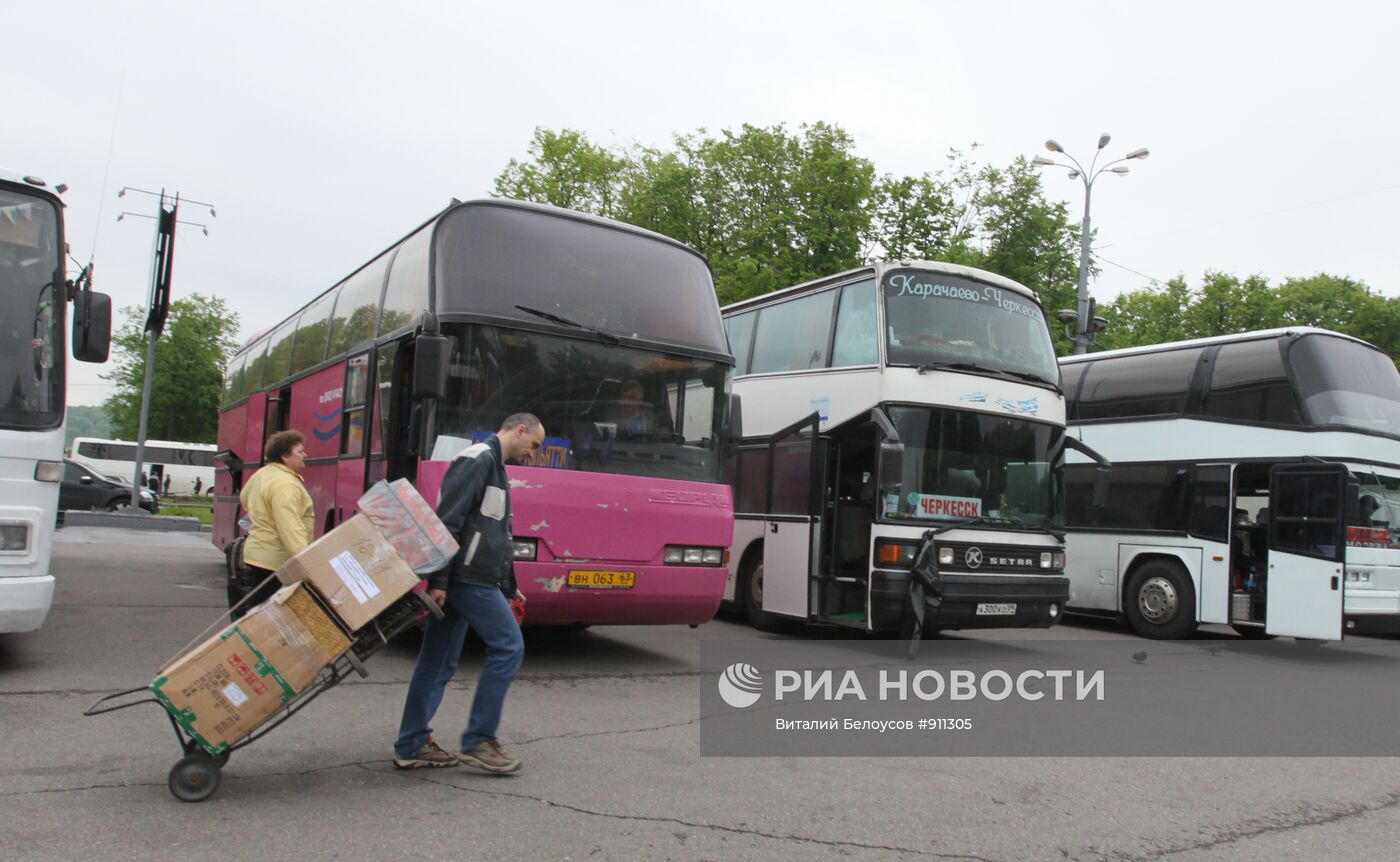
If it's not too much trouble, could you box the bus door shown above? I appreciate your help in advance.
[334,353,372,527]
[1265,463,1346,640]
[762,413,821,619]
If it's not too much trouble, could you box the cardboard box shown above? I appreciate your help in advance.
[275,513,419,631]
[357,479,458,574]
[151,584,351,754]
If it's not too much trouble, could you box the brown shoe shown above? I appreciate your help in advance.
[394,737,459,769]
[459,739,521,774]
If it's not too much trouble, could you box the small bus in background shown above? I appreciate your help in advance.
[69,437,216,496]
[1060,328,1400,640]
[215,199,734,627]
[0,167,110,633]
[721,261,1105,635]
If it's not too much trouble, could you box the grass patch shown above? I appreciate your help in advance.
[160,502,213,526]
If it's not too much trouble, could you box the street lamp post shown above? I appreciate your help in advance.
[1031,134,1148,354]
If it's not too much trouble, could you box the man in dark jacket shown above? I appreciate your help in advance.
[393,413,544,774]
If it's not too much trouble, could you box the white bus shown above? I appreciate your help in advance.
[70,437,217,496]
[1,168,109,633]
[722,261,1106,635]
[1060,328,1400,640]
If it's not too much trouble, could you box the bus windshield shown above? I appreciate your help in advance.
[0,189,62,430]
[881,405,1063,529]
[1290,334,1400,436]
[429,324,729,483]
[883,270,1058,383]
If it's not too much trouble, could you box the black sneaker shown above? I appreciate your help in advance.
[459,739,521,774]
[394,738,459,769]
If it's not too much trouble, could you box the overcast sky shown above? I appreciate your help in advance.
[13,1,1399,406]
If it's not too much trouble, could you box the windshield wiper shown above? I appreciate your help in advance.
[916,361,982,375]
[996,368,1062,391]
[915,361,1060,392]
[515,305,620,344]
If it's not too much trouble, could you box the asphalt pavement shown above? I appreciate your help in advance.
[2,527,1398,861]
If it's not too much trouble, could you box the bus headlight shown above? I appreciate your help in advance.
[1041,551,1066,569]
[0,524,29,552]
[937,546,955,566]
[512,539,538,561]
[1054,551,1066,569]
[663,545,726,566]
[1346,571,1371,583]
[34,461,63,483]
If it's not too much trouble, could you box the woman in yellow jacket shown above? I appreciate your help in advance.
[230,429,314,615]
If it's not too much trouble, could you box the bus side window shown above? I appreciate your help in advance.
[341,354,370,457]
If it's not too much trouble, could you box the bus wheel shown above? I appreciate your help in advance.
[1125,561,1197,640]
[740,556,787,632]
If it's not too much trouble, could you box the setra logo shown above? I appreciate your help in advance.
[965,547,984,569]
[717,663,764,709]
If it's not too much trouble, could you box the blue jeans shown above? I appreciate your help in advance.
[394,582,524,757]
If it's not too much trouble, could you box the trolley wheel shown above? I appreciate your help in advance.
[168,753,222,803]
[346,651,370,679]
[418,590,447,620]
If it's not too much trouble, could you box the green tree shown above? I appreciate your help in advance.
[494,125,1079,326]
[102,294,240,443]
[1096,276,1194,350]
[493,128,633,218]
[63,404,111,450]
[1183,271,1280,337]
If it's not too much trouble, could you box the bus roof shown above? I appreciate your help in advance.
[0,168,64,205]
[1059,327,1381,365]
[721,260,1041,314]
[230,198,721,362]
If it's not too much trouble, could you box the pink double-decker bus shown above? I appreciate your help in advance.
[214,200,735,626]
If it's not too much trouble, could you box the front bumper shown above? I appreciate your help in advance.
[513,561,727,626]
[0,575,56,633]
[870,570,1070,632]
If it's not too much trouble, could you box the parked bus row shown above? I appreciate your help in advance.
[1,167,111,633]
[212,196,1400,644]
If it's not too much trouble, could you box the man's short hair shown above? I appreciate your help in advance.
[499,413,542,433]
[265,430,305,464]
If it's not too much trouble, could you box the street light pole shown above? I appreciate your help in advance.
[1032,135,1149,354]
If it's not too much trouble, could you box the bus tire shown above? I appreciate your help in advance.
[1124,560,1197,640]
[739,553,788,633]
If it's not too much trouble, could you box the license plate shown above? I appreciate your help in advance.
[567,570,635,589]
[975,603,1017,616]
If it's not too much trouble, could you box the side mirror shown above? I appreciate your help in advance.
[72,291,112,363]
[80,475,93,485]
[728,392,743,446]
[412,333,450,400]
[878,440,904,488]
[1061,435,1112,508]
[1092,465,1110,509]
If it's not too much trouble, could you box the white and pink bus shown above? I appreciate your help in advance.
[214,200,734,626]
